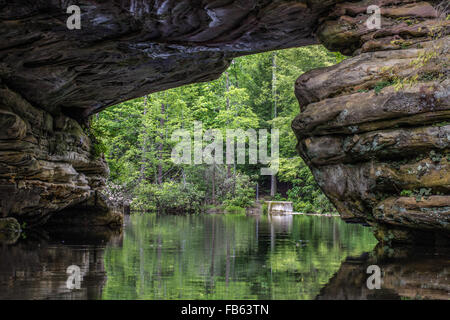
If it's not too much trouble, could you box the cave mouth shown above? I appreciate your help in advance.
[83,44,342,219]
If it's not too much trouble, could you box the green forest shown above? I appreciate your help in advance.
[93,45,346,214]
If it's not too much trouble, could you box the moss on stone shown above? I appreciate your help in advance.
[0,217,21,244]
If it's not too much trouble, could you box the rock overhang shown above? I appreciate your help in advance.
[0,0,332,119]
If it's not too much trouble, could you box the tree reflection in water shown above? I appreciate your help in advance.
[0,214,448,300]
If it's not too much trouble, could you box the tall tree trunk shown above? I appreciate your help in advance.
[181,108,186,188]
[256,182,259,201]
[225,71,232,180]
[270,52,278,197]
[139,95,148,182]
[212,162,216,205]
[158,102,165,185]
[270,175,277,198]
[272,53,277,119]
[225,71,230,111]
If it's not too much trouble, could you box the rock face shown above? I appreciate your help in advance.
[0,0,325,119]
[292,1,449,244]
[0,81,122,228]
[0,0,449,245]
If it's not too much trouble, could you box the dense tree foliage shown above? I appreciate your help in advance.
[93,45,342,213]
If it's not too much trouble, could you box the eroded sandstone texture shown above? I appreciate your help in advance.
[293,0,449,244]
[0,81,123,227]
[0,1,449,244]
[0,0,325,118]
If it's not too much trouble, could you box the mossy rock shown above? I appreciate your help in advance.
[0,217,21,244]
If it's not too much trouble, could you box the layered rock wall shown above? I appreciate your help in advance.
[0,0,322,118]
[0,82,122,227]
[292,0,449,244]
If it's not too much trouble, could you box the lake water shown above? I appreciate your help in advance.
[0,214,448,300]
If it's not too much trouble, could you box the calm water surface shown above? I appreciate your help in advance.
[0,214,448,300]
